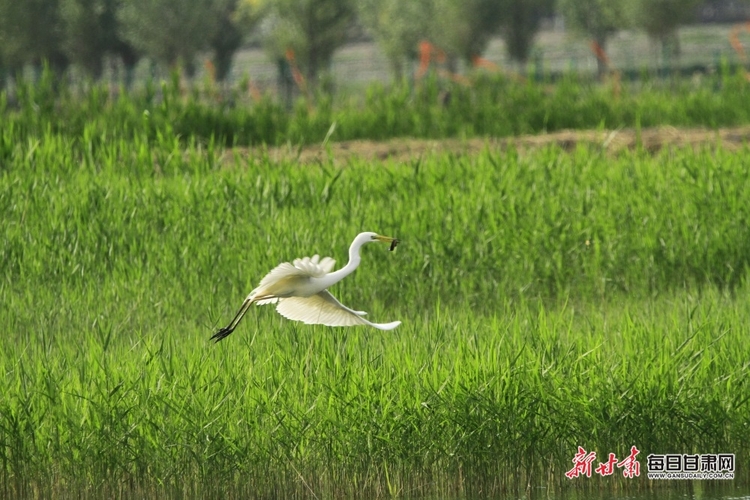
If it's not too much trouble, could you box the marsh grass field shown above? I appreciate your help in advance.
[2,76,750,498]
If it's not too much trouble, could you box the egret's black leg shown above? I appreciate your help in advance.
[210,325,235,343]
[211,298,253,343]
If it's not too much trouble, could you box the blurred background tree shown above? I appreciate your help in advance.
[0,0,68,76]
[211,0,266,82]
[627,0,703,67]
[263,0,355,85]
[0,0,29,74]
[499,0,556,69]
[559,0,628,77]
[357,0,432,80]
[60,0,107,77]
[60,0,139,79]
[118,0,229,77]
[1,0,749,91]
[430,0,505,68]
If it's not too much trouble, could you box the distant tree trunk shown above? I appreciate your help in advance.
[118,45,139,90]
[210,0,243,82]
[501,0,553,70]
[277,57,294,106]
[595,34,608,80]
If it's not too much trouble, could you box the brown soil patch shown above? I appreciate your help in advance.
[228,126,750,166]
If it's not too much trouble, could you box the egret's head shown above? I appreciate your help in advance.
[353,232,400,251]
[370,233,400,251]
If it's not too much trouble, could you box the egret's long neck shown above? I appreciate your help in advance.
[319,238,364,288]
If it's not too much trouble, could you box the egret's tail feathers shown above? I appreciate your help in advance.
[368,320,401,331]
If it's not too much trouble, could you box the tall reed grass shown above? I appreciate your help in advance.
[3,65,750,148]
[1,119,749,497]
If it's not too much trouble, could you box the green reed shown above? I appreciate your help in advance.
[1,125,749,497]
[4,66,750,148]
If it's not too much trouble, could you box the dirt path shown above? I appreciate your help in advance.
[230,126,750,165]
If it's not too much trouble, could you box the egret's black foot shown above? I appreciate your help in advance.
[210,326,234,343]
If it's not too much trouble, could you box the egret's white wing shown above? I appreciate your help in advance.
[292,255,336,277]
[250,262,310,303]
[255,262,305,287]
[318,257,336,274]
[276,290,401,330]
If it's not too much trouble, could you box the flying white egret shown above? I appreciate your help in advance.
[211,232,401,342]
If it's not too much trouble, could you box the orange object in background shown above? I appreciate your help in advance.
[285,48,307,94]
[728,22,750,81]
[729,22,750,62]
[416,40,470,85]
[247,80,261,101]
[416,40,449,78]
[471,55,500,72]
[590,40,610,69]
[589,40,621,98]
[204,59,216,83]
[416,40,435,79]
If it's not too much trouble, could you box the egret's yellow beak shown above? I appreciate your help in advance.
[374,234,400,251]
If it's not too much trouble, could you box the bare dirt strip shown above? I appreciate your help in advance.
[230,126,750,166]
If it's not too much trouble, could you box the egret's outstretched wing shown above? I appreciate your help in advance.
[251,261,317,304]
[255,262,306,289]
[292,255,336,277]
[276,290,401,330]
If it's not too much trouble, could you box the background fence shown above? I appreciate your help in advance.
[2,19,750,100]
[115,22,750,97]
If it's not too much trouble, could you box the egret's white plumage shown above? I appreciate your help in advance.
[211,232,401,342]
